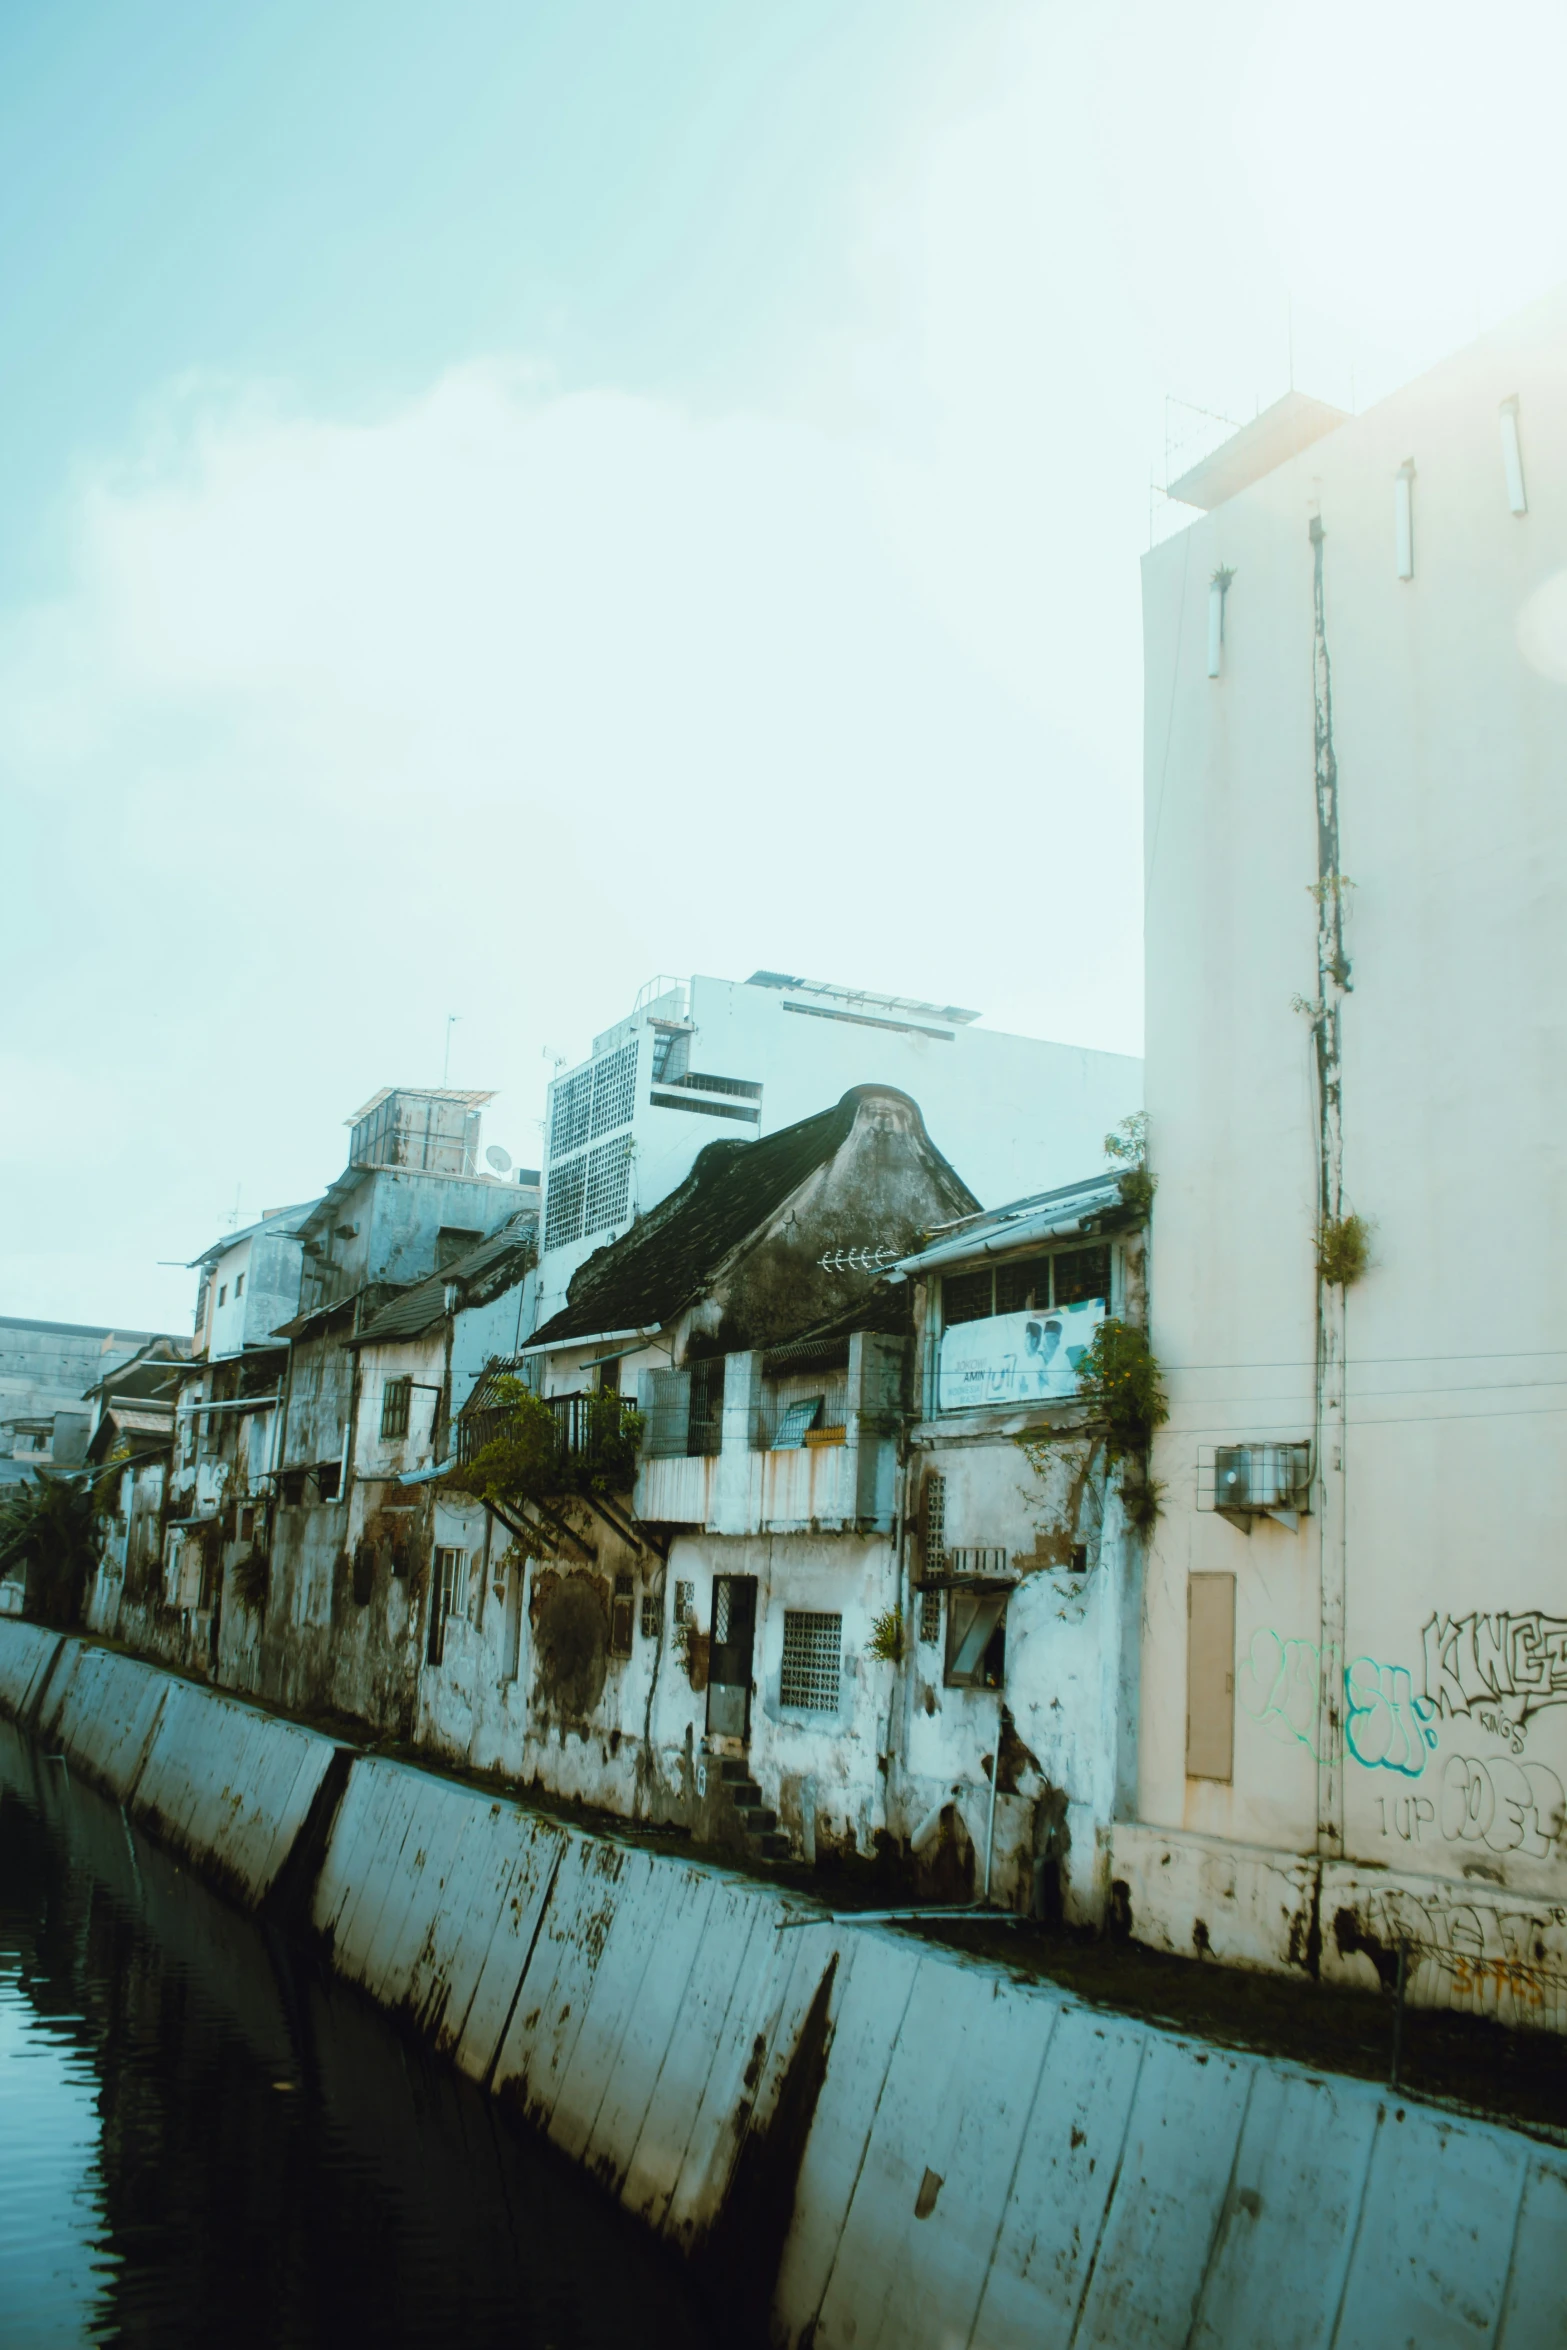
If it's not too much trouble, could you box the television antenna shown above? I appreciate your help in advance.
[443,1012,461,1086]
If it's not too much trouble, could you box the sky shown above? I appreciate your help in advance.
[7,0,1567,1329]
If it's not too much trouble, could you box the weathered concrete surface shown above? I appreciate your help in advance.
[4,1623,1562,2348]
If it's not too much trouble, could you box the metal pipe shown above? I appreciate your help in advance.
[777,1903,1014,1931]
[983,1699,1002,1901]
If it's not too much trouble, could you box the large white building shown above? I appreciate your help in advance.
[1121,292,1567,2025]
[536,969,1141,1324]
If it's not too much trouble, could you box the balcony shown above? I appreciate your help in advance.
[634,1334,904,1537]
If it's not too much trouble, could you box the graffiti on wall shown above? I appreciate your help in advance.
[1334,1886,1565,2024]
[1238,1629,1328,1758]
[1422,1611,1567,1727]
[1343,1655,1438,1777]
[1440,1754,1564,1859]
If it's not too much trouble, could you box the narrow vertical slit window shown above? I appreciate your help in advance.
[1500,398,1528,516]
[1395,460,1415,580]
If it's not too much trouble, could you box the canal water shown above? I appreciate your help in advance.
[0,1718,721,2349]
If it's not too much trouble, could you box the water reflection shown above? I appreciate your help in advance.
[0,1720,717,2348]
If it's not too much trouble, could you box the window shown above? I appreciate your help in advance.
[235,1272,245,1299]
[943,1245,1111,1327]
[918,1588,942,1644]
[945,1589,1008,1689]
[218,1284,228,1307]
[436,1226,482,1270]
[610,1570,635,1657]
[315,1462,342,1503]
[429,1547,469,1665]
[279,1469,307,1506]
[381,1377,412,1439]
[239,1506,256,1542]
[674,1580,694,1625]
[595,1355,621,1396]
[650,1028,686,1083]
[640,1586,663,1641]
[1186,1573,1236,1781]
[780,1610,842,1710]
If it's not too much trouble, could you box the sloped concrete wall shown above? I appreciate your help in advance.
[3,1624,1561,2348]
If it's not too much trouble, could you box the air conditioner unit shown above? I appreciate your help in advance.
[1212,1442,1311,1526]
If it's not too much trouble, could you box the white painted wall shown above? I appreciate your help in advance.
[1135,289,1567,2007]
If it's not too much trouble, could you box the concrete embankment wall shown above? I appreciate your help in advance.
[4,1623,1563,2350]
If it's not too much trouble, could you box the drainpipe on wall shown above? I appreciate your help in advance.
[1309,510,1350,1864]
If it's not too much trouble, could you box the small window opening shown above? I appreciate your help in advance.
[674,1579,695,1625]
[918,1587,942,1644]
[945,1589,1008,1690]
[234,1272,245,1299]
[780,1610,842,1710]
[218,1284,228,1307]
[381,1377,412,1439]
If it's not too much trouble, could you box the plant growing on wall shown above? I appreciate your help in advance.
[443,1375,645,1522]
[867,1606,903,1664]
[1103,1110,1156,1218]
[233,1547,270,1614]
[1017,1316,1169,1536]
[1317,1211,1371,1288]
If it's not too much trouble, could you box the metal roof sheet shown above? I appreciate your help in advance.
[894,1172,1124,1276]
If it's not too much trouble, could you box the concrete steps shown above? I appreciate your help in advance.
[718,1754,789,1863]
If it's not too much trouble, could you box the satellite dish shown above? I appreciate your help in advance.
[486,1144,513,1174]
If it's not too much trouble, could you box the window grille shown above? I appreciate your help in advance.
[380,1377,411,1439]
[688,1356,725,1456]
[649,1092,760,1124]
[544,1157,587,1250]
[660,1070,763,1100]
[919,1587,942,1644]
[780,1610,842,1710]
[945,1546,1010,1577]
[995,1256,1052,1315]
[922,1471,946,1576]
[584,1134,632,1235]
[674,1580,694,1624]
[643,1368,693,1458]
[591,1041,638,1138]
[549,1068,592,1162]
[436,1546,469,1618]
[943,1245,1111,1327]
[640,1588,662,1640]
[713,1577,732,1642]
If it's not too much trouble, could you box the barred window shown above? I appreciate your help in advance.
[543,1157,587,1251]
[584,1134,632,1235]
[780,1610,842,1711]
[674,1579,694,1624]
[549,1068,593,1162]
[943,1245,1111,1326]
[591,1041,638,1138]
[919,1587,942,1644]
[380,1377,411,1439]
[640,1588,662,1640]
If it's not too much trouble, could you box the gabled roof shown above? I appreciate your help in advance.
[527,1086,972,1352]
[351,1213,538,1348]
[82,1335,192,1402]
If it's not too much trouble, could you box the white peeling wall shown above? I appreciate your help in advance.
[1138,291,1567,1987]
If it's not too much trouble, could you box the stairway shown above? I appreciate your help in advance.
[718,1756,791,1863]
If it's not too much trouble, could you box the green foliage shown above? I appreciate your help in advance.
[867,1607,903,1664]
[444,1376,645,1517]
[1118,1467,1166,1533]
[1103,1110,1148,1165]
[1072,1318,1169,1463]
[1117,1167,1158,1219]
[1318,1211,1371,1288]
[0,1474,104,1628]
[233,1547,271,1614]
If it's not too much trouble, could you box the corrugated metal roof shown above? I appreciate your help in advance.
[895,1172,1125,1276]
[187,1201,321,1268]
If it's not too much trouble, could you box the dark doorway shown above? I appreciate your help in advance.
[705,1574,757,1741]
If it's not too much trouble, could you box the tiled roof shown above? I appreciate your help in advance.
[352,1212,537,1347]
[528,1087,967,1351]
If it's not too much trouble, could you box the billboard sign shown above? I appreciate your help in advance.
[937,1296,1106,1414]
